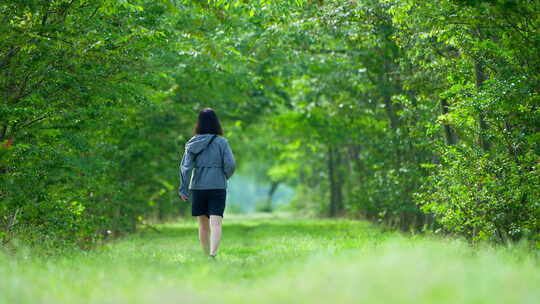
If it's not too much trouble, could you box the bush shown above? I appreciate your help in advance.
[418,147,540,244]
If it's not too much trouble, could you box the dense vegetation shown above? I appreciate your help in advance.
[1,0,539,249]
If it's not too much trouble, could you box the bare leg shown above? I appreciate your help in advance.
[209,215,223,256]
[197,215,210,255]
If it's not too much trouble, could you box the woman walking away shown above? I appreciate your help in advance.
[178,108,236,259]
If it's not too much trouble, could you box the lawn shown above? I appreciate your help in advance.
[1,213,538,304]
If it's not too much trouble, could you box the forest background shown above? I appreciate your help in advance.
[1,0,539,250]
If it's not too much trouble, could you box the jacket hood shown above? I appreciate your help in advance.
[185,134,217,154]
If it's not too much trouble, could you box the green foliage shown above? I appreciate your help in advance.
[256,0,540,243]
[1,0,539,248]
[419,148,540,243]
[389,0,540,243]
[0,0,191,248]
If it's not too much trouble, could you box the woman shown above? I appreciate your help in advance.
[178,108,236,259]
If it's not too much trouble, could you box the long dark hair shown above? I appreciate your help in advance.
[193,108,223,135]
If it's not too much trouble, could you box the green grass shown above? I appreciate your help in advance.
[1,213,539,304]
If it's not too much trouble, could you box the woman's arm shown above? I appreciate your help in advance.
[179,147,194,198]
[222,138,236,179]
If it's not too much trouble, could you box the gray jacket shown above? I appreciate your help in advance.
[178,134,236,197]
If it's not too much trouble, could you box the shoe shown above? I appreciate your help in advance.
[209,253,217,259]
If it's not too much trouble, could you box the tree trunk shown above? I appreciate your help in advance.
[335,147,344,215]
[0,124,7,142]
[328,145,344,217]
[265,181,280,212]
[440,98,457,145]
[347,144,364,177]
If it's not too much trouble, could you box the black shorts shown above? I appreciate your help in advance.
[191,189,227,218]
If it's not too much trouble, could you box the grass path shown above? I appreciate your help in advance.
[1,213,539,304]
